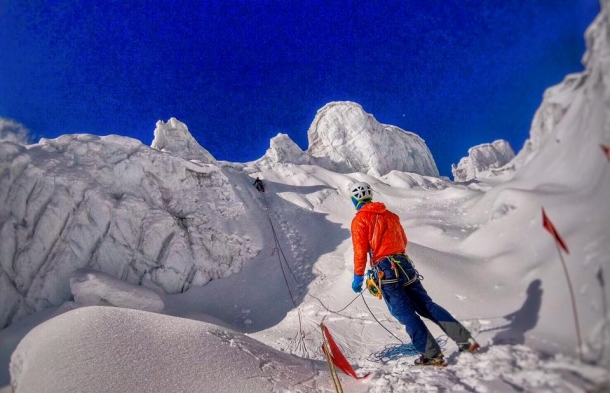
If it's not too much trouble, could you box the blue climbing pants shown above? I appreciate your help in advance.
[376,254,471,358]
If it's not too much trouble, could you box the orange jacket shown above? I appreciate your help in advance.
[351,202,407,276]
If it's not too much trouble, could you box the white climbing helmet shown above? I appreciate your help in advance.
[349,181,373,201]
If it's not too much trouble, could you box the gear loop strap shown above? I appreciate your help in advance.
[373,253,423,288]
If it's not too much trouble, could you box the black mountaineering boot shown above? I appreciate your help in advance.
[414,353,448,367]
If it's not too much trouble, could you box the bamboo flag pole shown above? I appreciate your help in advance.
[320,323,343,393]
[597,267,607,363]
[554,240,584,362]
[542,207,583,362]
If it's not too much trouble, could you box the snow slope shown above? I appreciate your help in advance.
[2,2,610,392]
[9,306,360,393]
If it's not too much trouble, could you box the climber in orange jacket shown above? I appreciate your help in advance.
[348,181,479,366]
[351,190,407,276]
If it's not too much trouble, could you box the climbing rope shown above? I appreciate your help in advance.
[367,337,449,363]
[360,292,404,344]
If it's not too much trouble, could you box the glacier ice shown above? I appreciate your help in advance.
[0,130,258,328]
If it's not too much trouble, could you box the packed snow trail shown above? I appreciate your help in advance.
[261,191,310,357]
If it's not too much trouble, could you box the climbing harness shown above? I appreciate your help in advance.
[367,254,424,300]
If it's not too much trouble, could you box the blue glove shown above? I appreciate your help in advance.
[351,274,364,293]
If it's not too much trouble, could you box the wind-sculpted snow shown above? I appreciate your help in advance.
[307,102,439,177]
[10,307,340,393]
[0,132,259,328]
[452,140,515,182]
[2,7,610,392]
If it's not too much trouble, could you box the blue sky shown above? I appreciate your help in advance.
[0,1,600,176]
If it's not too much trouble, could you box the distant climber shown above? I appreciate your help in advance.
[347,181,479,366]
[253,177,265,193]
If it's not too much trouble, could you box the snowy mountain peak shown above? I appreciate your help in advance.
[306,101,439,177]
[151,117,216,163]
[258,133,310,166]
[452,139,515,182]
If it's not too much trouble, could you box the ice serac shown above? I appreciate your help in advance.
[151,117,216,163]
[258,133,310,166]
[307,101,439,177]
[0,131,258,329]
[452,140,515,182]
[0,118,31,145]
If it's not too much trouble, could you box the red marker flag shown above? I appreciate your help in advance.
[542,208,569,254]
[602,144,610,161]
[321,324,369,380]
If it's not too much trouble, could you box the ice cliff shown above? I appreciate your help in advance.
[307,102,439,177]
[0,130,260,329]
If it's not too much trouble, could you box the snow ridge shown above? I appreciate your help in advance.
[10,306,335,393]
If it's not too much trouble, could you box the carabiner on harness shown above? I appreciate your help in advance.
[366,270,382,300]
